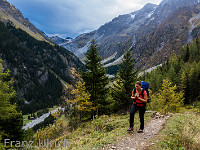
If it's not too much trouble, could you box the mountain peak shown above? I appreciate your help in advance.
[160,0,199,5]
[143,3,157,8]
[140,3,157,12]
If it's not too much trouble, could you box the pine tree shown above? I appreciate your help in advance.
[180,70,190,104]
[197,37,200,62]
[167,67,177,85]
[81,39,109,117]
[190,40,199,62]
[196,36,199,53]
[0,59,23,145]
[188,62,199,103]
[149,68,163,93]
[185,44,190,62]
[111,50,137,110]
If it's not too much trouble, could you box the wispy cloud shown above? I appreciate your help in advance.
[7,0,162,38]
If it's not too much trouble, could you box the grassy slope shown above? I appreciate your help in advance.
[0,9,49,43]
[31,107,200,150]
[147,108,200,150]
[53,112,153,149]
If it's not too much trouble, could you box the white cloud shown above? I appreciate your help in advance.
[7,0,162,38]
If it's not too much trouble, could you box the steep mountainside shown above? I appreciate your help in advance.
[58,0,200,70]
[0,0,85,114]
[0,0,48,42]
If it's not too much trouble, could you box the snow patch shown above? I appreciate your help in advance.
[157,42,165,51]
[148,11,154,18]
[160,0,170,5]
[130,14,136,19]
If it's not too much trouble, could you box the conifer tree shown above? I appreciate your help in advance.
[188,62,199,103]
[111,50,137,110]
[196,37,200,62]
[150,78,184,114]
[196,36,199,54]
[167,67,177,85]
[81,39,109,117]
[0,59,23,144]
[185,44,190,62]
[180,70,190,104]
[149,68,163,93]
[70,68,95,120]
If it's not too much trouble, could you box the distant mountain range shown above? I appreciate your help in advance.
[0,0,84,114]
[52,0,200,71]
[48,36,73,45]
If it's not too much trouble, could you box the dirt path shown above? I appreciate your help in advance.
[103,113,170,150]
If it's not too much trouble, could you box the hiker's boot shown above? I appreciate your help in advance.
[127,127,133,131]
[137,129,143,133]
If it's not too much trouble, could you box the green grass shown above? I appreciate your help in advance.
[58,111,154,150]
[23,114,32,125]
[57,114,68,127]
[148,110,200,150]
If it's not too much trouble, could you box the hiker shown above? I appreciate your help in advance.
[127,81,147,133]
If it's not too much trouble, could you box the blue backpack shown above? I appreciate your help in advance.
[141,81,149,97]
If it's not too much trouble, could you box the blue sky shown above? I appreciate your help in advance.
[7,0,162,38]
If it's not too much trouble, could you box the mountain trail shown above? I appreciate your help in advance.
[103,113,171,150]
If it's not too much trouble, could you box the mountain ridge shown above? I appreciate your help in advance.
[0,0,49,42]
[55,0,200,71]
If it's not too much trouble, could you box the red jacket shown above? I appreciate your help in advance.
[132,89,147,106]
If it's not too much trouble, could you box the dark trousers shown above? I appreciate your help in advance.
[129,103,146,129]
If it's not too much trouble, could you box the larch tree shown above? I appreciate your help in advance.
[150,78,184,114]
[70,68,95,121]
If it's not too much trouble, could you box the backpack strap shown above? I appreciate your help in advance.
[140,89,144,99]
[139,89,146,106]
[134,88,144,99]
